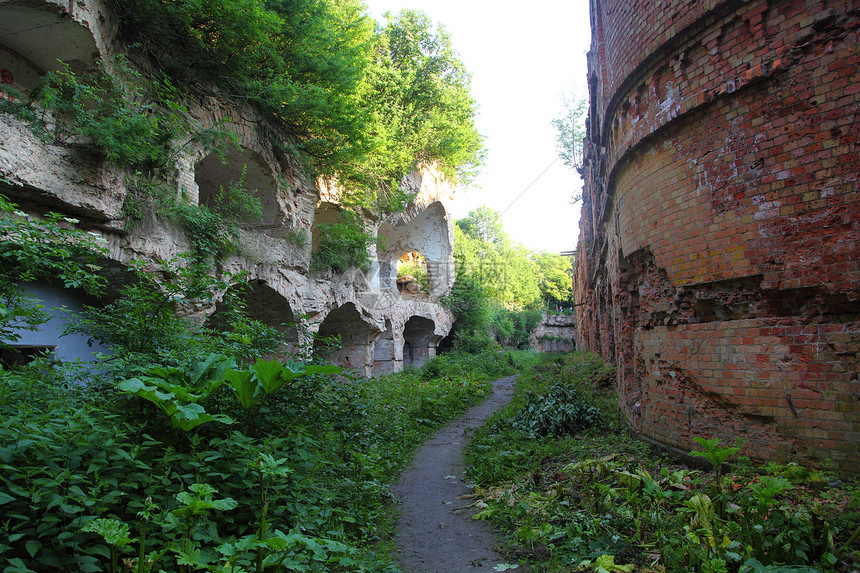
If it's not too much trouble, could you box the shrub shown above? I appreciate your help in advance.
[511,382,603,438]
[1,59,185,168]
[311,213,372,273]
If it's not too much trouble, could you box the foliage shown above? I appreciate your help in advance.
[440,274,493,352]
[511,381,602,438]
[451,207,574,350]
[112,0,374,164]
[111,1,483,208]
[311,211,373,273]
[0,339,514,571]
[0,195,107,345]
[1,59,187,168]
[532,252,574,308]
[454,207,541,310]
[490,307,543,349]
[465,353,860,573]
[124,171,264,266]
[367,10,484,186]
[396,254,428,292]
[63,258,282,377]
[552,91,587,173]
[205,164,264,225]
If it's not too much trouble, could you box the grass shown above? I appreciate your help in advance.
[464,352,860,573]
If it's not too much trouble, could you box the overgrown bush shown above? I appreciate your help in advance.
[311,213,373,273]
[0,60,186,168]
[490,306,543,349]
[511,383,602,438]
[465,353,860,573]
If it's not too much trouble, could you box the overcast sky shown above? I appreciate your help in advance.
[363,0,592,253]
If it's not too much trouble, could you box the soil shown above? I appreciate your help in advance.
[391,375,524,573]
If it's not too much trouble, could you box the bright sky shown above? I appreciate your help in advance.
[363,0,591,253]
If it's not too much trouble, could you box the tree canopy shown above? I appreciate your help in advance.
[112,1,484,210]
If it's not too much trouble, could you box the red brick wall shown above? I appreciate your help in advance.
[575,0,859,472]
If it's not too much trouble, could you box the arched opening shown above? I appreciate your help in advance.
[1,281,111,366]
[195,146,279,226]
[206,281,298,354]
[396,252,430,300]
[0,4,98,88]
[1,257,134,367]
[310,202,343,254]
[402,316,436,369]
[313,303,375,375]
[376,201,454,301]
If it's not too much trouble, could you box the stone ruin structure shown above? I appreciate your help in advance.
[574,0,859,472]
[0,0,457,377]
[530,312,577,353]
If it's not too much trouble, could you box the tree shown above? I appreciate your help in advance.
[364,10,485,188]
[552,90,588,204]
[113,2,484,213]
[533,252,574,307]
[454,207,541,310]
[456,206,506,246]
[552,91,587,172]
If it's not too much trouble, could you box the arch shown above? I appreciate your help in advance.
[1,257,135,366]
[313,302,376,376]
[2,281,111,366]
[195,146,279,226]
[206,280,298,351]
[0,3,98,86]
[402,315,437,369]
[310,201,343,253]
[376,201,454,300]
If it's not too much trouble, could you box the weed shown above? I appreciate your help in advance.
[465,352,860,573]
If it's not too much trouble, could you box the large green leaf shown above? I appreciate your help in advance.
[118,378,176,414]
[224,370,260,409]
[188,353,236,393]
[252,359,287,395]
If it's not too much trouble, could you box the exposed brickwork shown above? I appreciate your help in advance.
[575,0,859,473]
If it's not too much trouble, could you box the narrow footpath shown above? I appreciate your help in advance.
[392,375,523,573]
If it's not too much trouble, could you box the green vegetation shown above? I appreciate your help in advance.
[111,1,483,211]
[553,89,587,204]
[396,254,429,292]
[445,207,574,351]
[465,353,860,573]
[124,164,272,267]
[0,193,541,570]
[311,212,374,274]
[0,59,194,169]
[0,195,108,346]
[0,347,523,572]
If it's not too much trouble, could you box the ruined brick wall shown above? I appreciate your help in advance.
[574,0,859,472]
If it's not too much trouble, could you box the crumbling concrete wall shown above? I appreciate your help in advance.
[0,0,454,374]
[531,312,577,353]
[575,0,859,472]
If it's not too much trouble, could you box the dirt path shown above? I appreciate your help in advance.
[391,375,522,573]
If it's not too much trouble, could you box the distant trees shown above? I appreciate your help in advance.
[446,207,574,350]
